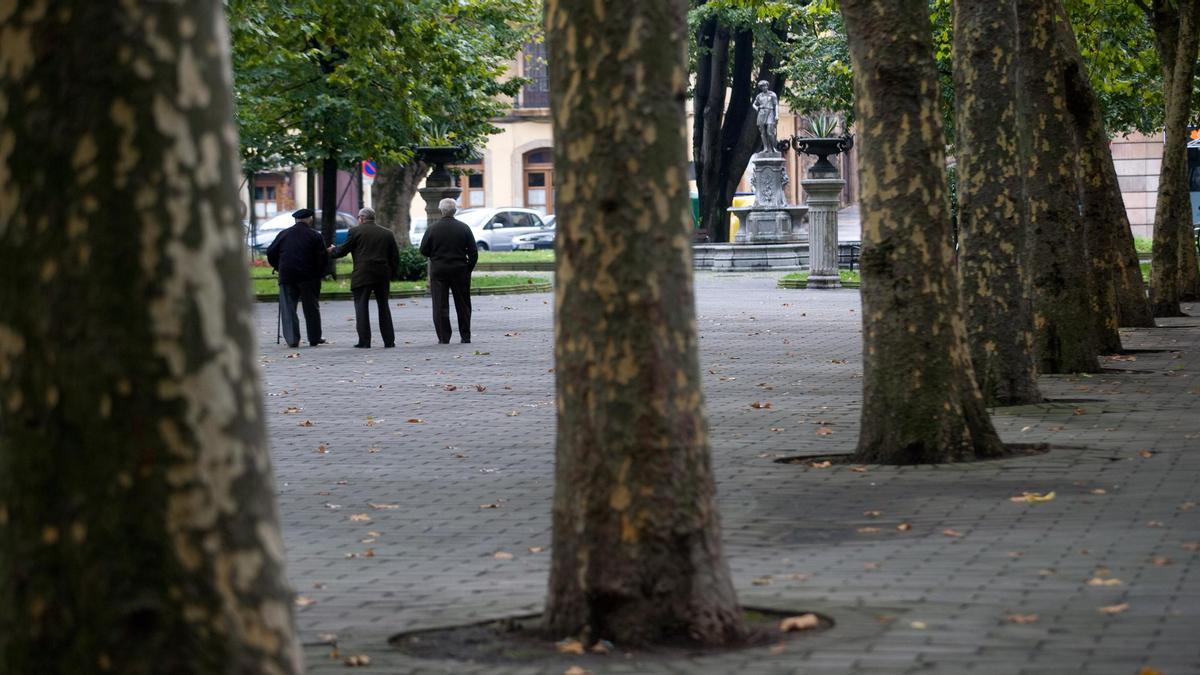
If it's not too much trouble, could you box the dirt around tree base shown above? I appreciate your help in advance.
[390,608,833,667]
[772,442,1051,468]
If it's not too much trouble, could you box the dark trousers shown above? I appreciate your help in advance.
[429,266,472,343]
[351,281,394,347]
[279,280,322,347]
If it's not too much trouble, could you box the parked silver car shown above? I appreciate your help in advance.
[455,207,547,251]
[512,215,556,250]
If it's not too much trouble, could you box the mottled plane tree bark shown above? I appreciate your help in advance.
[544,0,747,646]
[1139,0,1200,313]
[1018,0,1102,373]
[953,0,1043,405]
[1055,0,1154,333]
[841,0,1006,463]
[372,162,429,247]
[0,2,300,674]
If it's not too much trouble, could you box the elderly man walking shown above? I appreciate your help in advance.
[266,208,327,348]
[329,207,400,348]
[419,198,478,344]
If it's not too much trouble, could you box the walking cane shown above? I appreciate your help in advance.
[276,301,282,345]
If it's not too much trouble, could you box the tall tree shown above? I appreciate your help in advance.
[1139,0,1200,313]
[840,0,1006,463]
[690,1,793,243]
[1018,0,1103,373]
[228,0,537,243]
[545,0,746,645]
[1056,0,1156,331]
[0,2,299,673]
[953,0,1043,405]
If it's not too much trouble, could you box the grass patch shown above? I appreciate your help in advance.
[479,250,554,263]
[252,274,546,296]
[1133,237,1153,254]
[780,269,861,283]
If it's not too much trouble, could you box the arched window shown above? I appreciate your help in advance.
[523,148,554,215]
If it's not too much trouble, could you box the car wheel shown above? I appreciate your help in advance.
[477,241,489,251]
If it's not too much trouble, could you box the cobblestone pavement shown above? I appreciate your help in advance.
[254,274,1200,674]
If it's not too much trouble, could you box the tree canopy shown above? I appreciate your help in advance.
[228,0,539,169]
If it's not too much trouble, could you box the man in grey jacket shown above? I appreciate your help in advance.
[419,198,478,344]
[329,207,400,348]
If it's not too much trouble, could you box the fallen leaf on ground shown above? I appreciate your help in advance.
[864,510,883,517]
[480,503,500,509]
[295,596,316,607]
[367,502,400,510]
[942,529,963,538]
[770,427,785,432]
[1138,450,1154,458]
[830,359,847,364]
[475,384,487,392]
[556,639,585,655]
[815,427,834,436]
[368,446,380,454]
[299,420,314,427]
[1087,577,1123,586]
[564,666,590,675]
[1048,426,1066,432]
[809,460,832,468]
[752,576,773,586]
[750,401,772,409]
[1140,667,1164,675]
[1146,521,1164,528]
[406,418,424,424]
[897,523,912,531]
[1181,542,1200,551]
[286,353,300,359]
[768,643,786,655]
[1152,556,1173,566]
[786,573,810,581]
[1180,501,1196,511]
[443,384,458,391]
[1073,408,1086,416]
[910,621,927,630]
[349,513,371,523]
[849,466,868,473]
[1098,603,1129,615]
[1090,489,1108,495]
[284,406,302,414]
[528,546,545,553]
[779,614,820,632]
[857,527,881,534]
[1010,491,1056,503]
[316,444,329,454]
[1006,613,1038,624]
[507,410,520,417]
[493,551,514,560]
[343,655,371,667]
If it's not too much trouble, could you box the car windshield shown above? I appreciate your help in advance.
[456,209,495,228]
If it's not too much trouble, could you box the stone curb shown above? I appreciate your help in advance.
[253,281,551,303]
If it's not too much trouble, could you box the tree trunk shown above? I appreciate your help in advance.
[1017,0,1102,373]
[320,155,339,245]
[953,0,1043,405]
[841,0,1006,464]
[544,0,746,646]
[1147,0,1200,315]
[247,170,259,252]
[372,162,429,248]
[1054,0,1128,351]
[0,3,300,674]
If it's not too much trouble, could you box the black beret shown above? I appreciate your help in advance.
[292,208,314,219]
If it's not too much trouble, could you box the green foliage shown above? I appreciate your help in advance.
[395,245,428,282]
[1065,0,1163,134]
[780,5,854,120]
[228,0,539,169]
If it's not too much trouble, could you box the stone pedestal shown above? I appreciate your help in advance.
[734,151,806,243]
[419,165,462,226]
[801,177,844,289]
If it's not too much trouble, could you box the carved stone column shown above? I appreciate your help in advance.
[801,177,844,288]
[419,162,463,227]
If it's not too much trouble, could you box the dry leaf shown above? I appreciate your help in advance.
[349,513,371,523]
[809,460,832,468]
[752,576,773,586]
[344,655,371,667]
[1006,613,1039,624]
[910,621,928,630]
[942,529,963,538]
[1138,450,1154,458]
[750,401,773,409]
[443,384,458,391]
[316,444,329,454]
[284,406,303,414]
[1090,488,1108,495]
[590,640,612,654]
[564,667,590,675]
[769,427,785,432]
[1152,556,1173,566]
[556,639,585,655]
[507,410,520,417]
[480,503,500,509]
[528,546,546,553]
[493,551,514,560]
[849,466,868,473]
[475,384,487,392]
[815,427,834,436]
[1073,408,1086,416]
[768,643,786,655]
[368,446,380,454]
[1181,542,1200,551]
[864,510,883,517]
[1010,491,1056,503]
[857,527,881,534]
[299,420,314,427]
[1140,667,1164,675]
[863,562,880,570]
[285,353,301,359]
[367,502,400,510]
[295,596,316,607]
[1180,501,1197,511]
[1146,521,1164,528]
[1098,603,1129,615]
[406,418,424,424]
[779,613,820,632]
[1087,577,1123,587]
[897,522,912,531]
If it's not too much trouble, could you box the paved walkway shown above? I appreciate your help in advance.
[255,274,1200,674]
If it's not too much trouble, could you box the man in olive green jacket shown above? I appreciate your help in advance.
[329,207,400,348]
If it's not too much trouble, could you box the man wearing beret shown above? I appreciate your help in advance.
[328,207,400,348]
[267,208,328,347]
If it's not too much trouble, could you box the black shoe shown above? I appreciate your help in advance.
[384,344,395,348]
[438,340,450,344]
[353,343,370,349]
[461,339,471,344]
[286,343,299,348]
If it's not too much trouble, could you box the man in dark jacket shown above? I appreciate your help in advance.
[266,208,327,347]
[329,207,400,348]
[419,198,478,344]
